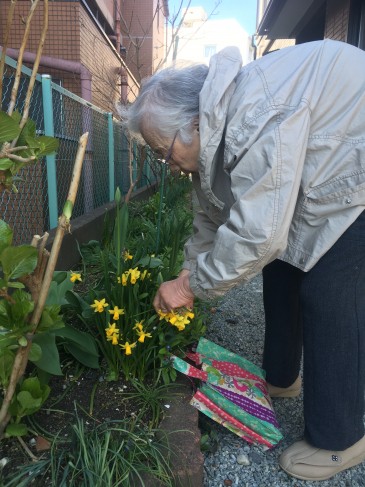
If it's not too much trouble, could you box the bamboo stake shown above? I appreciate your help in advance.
[7,0,40,117]
[0,0,17,107]
[0,133,89,439]
[29,132,88,328]
[18,0,49,132]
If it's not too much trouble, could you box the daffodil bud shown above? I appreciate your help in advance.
[115,187,121,205]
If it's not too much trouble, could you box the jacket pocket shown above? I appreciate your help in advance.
[305,169,365,203]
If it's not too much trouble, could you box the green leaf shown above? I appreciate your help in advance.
[55,325,99,368]
[38,305,64,332]
[46,272,74,306]
[37,135,59,156]
[64,289,89,313]
[62,200,73,220]
[0,110,21,142]
[0,219,13,255]
[138,256,163,268]
[55,325,99,356]
[113,202,129,259]
[21,376,50,402]
[17,118,36,146]
[24,135,40,149]
[17,390,42,410]
[64,343,99,368]
[5,423,28,438]
[11,289,34,325]
[7,281,25,289]
[53,271,68,285]
[18,336,27,347]
[31,333,62,375]
[0,348,15,386]
[1,245,38,280]
[0,158,13,170]
[29,342,42,362]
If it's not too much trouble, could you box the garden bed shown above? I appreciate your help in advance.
[0,176,206,486]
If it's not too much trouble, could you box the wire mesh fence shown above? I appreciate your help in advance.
[1,55,158,245]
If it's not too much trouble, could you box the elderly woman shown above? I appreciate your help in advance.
[122,39,365,481]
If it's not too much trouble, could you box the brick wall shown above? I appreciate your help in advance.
[324,0,351,41]
[0,1,125,112]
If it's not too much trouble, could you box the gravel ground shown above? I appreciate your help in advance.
[203,274,365,487]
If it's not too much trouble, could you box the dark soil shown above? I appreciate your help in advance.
[0,365,153,483]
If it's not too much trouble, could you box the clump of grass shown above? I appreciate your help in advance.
[122,374,184,429]
[3,411,175,487]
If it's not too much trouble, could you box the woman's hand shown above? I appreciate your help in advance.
[153,272,194,312]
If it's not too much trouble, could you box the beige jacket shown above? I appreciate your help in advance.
[184,40,365,300]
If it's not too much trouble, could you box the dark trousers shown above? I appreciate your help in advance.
[262,211,365,450]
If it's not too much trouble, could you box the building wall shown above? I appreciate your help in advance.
[324,0,351,41]
[0,1,130,112]
[152,0,167,72]
[170,7,254,67]
[255,37,295,58]
[79,6,122,111]
[95,0,114,29]
[120,0,166,81]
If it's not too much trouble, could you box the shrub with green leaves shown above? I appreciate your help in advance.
[0,220,99,437]
[0,110,59,192]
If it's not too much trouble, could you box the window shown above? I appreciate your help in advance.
[204,45,217,58]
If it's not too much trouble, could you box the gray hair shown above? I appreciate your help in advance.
[120,63,209,145]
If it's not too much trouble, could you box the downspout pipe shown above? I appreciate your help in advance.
[2,47,92,102]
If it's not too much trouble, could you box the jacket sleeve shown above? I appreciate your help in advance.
[189,103,311,300]
[182,209,219,271]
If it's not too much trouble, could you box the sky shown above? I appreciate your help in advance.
[168,0,258,35]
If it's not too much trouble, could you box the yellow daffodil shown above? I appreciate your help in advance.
[122,250,133,261]
[70,272,82,283]
[105,322,120,337]
[108,306,125,320]
[117,273,128,286]
[136,329,152,343]
[91,298,109,313]
[157,309,194,331]
[133,320,144,331]
[140,269,149,281]
[129,267,141,284]
[106,332,119,345]
[119,341,137,355]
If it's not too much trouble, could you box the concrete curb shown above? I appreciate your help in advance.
[158,376,204,487]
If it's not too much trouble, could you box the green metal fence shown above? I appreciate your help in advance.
[1,55,158,245]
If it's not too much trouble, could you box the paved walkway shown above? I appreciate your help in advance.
[203,275,365,487]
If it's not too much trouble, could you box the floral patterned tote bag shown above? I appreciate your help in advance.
[171,337,283,448]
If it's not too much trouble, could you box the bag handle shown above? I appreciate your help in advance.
[171,355,208,381]
[186,351,266,384]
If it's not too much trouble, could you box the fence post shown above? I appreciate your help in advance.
[108,112,115,201]
[41,74,58,229]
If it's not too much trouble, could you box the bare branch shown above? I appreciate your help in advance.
[5,153,36,163]
[125,143,146,203]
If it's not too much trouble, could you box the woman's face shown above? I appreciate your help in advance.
[143,127,200,174]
